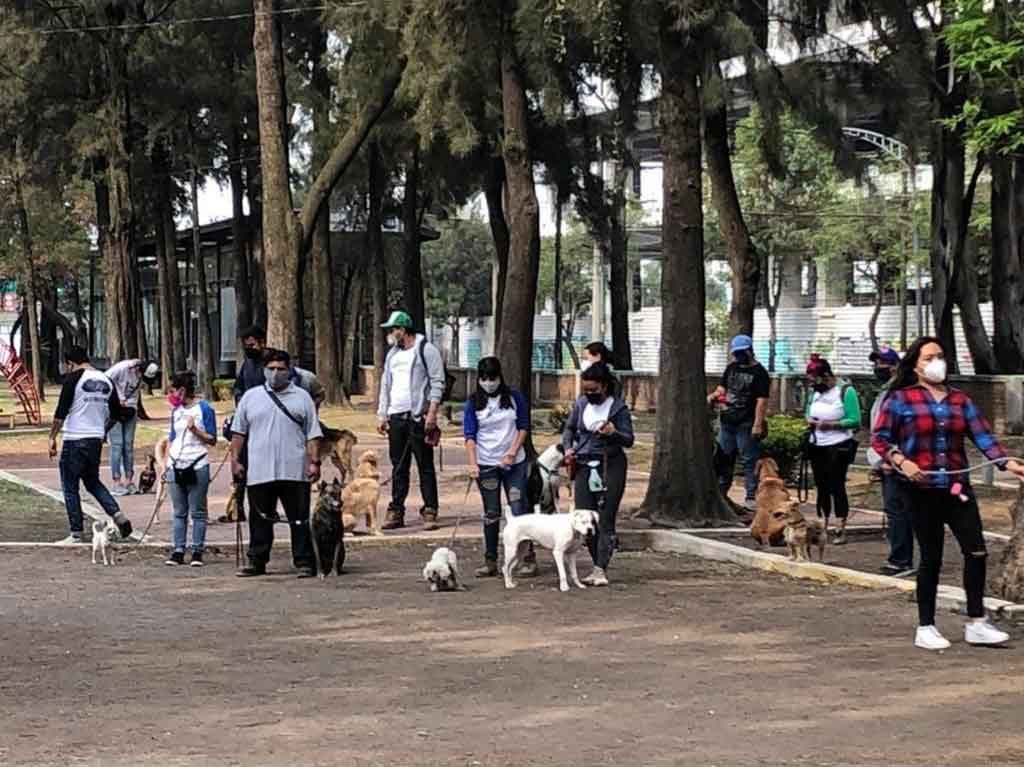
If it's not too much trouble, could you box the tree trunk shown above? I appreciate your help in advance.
[554,200,563,369]
[450,321,461,367]
[485,156,510,346]
[191,167,217,395]
[368,141,388,407]
[252,0,300,353]
[703,58,759,338]
[495,46,541,407]
[244,147,268,328]
[991,154,1024,372]
[869,275,883,353]
[14,174,44,401]
[229,125,253,342]
[641,24,734,527]
[608,208,633,369]
[995,483,1024,602]
[402,145,426,331]
[958,237,998,374]
[160,179,187,372]
[309,20,343,404]
[155,195,174,382]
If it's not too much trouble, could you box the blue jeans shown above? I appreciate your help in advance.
[168,464,210,554]
[58,438,123,534]
[716,420,760,502]
[882,473,914,569]
[108,415,138,481]
[478,461,529,560]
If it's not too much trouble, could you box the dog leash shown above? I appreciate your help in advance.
[444,476,476,547]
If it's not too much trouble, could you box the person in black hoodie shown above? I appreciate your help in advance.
[561,363,635,586]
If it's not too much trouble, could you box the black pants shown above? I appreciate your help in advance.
[388,414,439,513]
[574,452,627,570]
[899,484,987,626]
[246,481,314,569]
[808,440,856,520]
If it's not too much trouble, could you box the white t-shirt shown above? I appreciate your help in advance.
[582,398,614,432]
[809,386,854,447]
[55,368,116,441]
[472,397,526,467]
[169,402,211,470]
[387,345,416,415]
[106,359,144,409]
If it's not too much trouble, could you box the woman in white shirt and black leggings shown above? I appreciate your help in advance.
[164,371,217,567]
[561,363,635,586]
[464,357,531,577]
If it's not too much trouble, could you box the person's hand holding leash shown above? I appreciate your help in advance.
[469,463,480,480]
[48,437,58,460]
[501,450,517,467]
[894,456,925,483]
[307,460,321,482]
[376,419,389,436]
[1005,459,1024,481]
[598,421,616,436]
[752,421,767,440]
[231,459,246,482]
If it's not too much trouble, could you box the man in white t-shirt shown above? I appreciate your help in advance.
[48,346,134,543]
[376,310,446,530]
[105,357,159,495]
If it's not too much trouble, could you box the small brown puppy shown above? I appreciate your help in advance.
[782,501,827,562]
[341,450,382,535]
[750,457,792,546]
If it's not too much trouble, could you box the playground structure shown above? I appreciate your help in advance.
[0,339,41,427]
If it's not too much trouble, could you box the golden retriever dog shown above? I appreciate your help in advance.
[782,501,827,562]
[341,450,382,535]
[749,457,793,546]
[151,436,170,522]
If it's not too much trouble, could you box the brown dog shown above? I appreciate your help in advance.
[341,450,382,535]
[783,501,827,562]
[316,426,359,486]
[750,457,792,546]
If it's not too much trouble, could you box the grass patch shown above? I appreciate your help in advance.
[0,478,69,542]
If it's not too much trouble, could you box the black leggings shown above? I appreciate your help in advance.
[900,484,987,626]
[808,441,855,520]
[573,452,627,570]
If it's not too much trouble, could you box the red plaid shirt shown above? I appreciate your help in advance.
[871,385,1006,489]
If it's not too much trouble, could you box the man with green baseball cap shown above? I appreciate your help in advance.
[377,309,446,530]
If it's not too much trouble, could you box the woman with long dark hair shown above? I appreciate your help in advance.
[872,336,1024,650]
[463,356,531,577]
[804,355,861,544]
[561,362,635,586]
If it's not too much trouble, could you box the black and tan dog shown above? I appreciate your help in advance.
[137,454,158,494]
[311,479,346,579]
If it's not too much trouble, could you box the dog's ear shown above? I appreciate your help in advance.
[332,477,342,488]
[318,480,327,493]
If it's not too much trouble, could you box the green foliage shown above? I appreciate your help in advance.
[538,217,592,321]
[422,218,494,327]
[760,415,809,483]
[944,0,1024,154]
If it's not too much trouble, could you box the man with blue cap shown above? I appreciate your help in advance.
[707,334,770,509]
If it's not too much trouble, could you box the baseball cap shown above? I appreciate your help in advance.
[729,334,753,353]
[143,362,160,380]
[381,310,414,330]
[869,347,901,366]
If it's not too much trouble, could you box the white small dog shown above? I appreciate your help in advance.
[502,506,598,592]
[534,443,568,514]
[422,547,461,592]
[91,519,118,566]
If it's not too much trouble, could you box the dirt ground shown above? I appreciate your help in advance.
[2,546,1023,767]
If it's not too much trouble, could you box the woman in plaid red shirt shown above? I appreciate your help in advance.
[872,337,1024,650]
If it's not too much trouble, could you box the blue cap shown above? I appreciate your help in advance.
[729,334,753,353]
[869,347,901,366]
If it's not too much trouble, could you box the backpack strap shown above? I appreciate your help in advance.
[263,387,307,433]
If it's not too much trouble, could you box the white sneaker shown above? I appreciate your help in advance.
[582,567,609,587]
[965,619,1010,646]
[55,535,85,545]
[915,625,951,651]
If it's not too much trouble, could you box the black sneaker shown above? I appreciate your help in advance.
[296,567,316,579]
[236,565,266,577]
[189,551,205,568]
[165,551,185,566]
[117,519,134,540]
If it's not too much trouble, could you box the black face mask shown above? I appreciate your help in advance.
[874,367,892,383]
[585,392,606,405]
[733,351,751,365]
[244,347,264,361]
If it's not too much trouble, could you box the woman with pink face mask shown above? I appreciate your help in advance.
[872,337,1024,650]
[164,371,217,567]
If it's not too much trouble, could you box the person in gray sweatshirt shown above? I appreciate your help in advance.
[376,310,446,530]
[561,363,635,586]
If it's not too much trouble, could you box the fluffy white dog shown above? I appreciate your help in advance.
[422,546,461,592]
[502,507,598,592]
[534,443,568,514]
[91,519,118,566]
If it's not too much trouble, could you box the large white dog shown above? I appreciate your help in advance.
[502,506,598,592]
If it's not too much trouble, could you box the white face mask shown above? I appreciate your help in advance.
[480,380,500,395]
[920,358,947,384]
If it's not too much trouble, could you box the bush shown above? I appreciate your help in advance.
[211,378,235,403]
[548,403,571,434]
[760,414,808,484]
